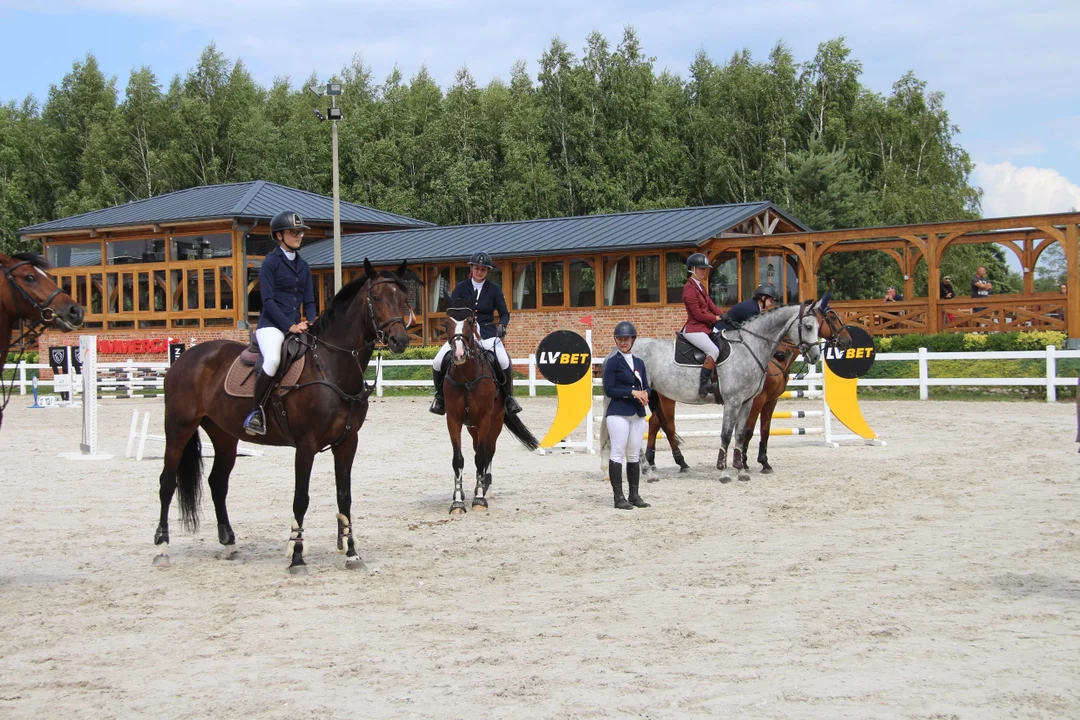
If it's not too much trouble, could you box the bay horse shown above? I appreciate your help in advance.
[155,259,412,573]
[1,252,84,431]
[645,302,850,475]
[602,301,824,483]
[442,302,538,515]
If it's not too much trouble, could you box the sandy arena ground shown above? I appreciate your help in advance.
[0,394,1078,719]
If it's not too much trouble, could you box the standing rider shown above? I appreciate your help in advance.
[718,282,778,330]
[429,252,522,416]
[682,253,724,398]
[243,210,317,436]
[603,321,651,510]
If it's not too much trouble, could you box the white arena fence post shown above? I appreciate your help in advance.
[1046,345,1056,403]
[18,360,26,395]
[918,347,929,400]
[59,335,113,461]
[376,359,384,398]
[528,353,537,397]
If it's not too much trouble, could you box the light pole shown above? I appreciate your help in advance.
[310,81,344,293]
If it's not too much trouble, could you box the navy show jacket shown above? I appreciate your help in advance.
[718,297,762,331]
[603,352,650,418]
[448,278,510,340]
[257,247,317,332]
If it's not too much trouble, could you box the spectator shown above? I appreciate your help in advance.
[971,266,992,314]
[1061,284,1068,295]
[884,287,904,302]
[940,275,955,325]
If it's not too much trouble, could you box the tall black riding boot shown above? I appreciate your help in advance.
[626,462,650,508]
[698,355,717,398]
[243,368,275,436]
[429,367,446,415]
[498,363,522,415]
[609,461,634,510]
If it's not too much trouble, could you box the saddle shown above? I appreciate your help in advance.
[224,334,307,398]
[673,331,732,368]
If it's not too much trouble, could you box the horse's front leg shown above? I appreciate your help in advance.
[730,399,754,482]
[287,446,316,575]
[332,430,365,570]
[448,411,468,516]
[716,397,737,483]
[757,397,779,474]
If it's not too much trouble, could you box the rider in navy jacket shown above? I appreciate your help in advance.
[258,246,316,332]
[603,321,651,510]
[448,275,510,339]
[717,283,778,331]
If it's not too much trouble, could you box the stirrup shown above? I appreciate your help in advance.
[429,395,446,416]
[243,408,267,436]
[504,395,522,415]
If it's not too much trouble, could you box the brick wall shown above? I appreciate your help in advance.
[502,305,686,358]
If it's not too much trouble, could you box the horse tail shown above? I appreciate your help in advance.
[176,431,204,533]
[649,390,683,447]
[504,412,540,452]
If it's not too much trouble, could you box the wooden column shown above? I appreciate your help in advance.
[1067,223,1080,346]
[926,234,940,334]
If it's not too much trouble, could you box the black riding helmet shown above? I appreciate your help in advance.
[270,210,310,241]
[613,321,637,338]
[753,283,778,300]
[686,253,710,270]
[468,251,495,269]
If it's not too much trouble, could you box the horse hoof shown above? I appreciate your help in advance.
[646,477,661,483]
[718,474,732,484]
[471,502,488,512]
[152,554,170,568]
[221,545,238,560]
[760,466,774,475]
[345,556,367,571]
[287,563,308,576]
[450,506,467,517]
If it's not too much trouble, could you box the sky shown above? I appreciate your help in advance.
[1,0,1078,265]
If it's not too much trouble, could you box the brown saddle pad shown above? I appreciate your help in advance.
[224,353,306,398]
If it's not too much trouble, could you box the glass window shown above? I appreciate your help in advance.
[171,269,184,311]
[106,272,119,314]
[603,255,631,307]
[758,253,782,291]
[220,268,233,311]
[171,233,232,261]
[710,251,739,307]
[427,266,451,313]
[541,260,564,307]
[246,267,262,318]
[153,270,166,311]
[512,262,536,310]
[635,254,661,304]
[106,238,165,265]
[137,273,150,312]
[402,268,423,316]
[187,270,200,309]
[139,319,167,328]
[666,252,689,304]
[204,269,217,309]
[568,258,596,308]
[75,275,88,309]
[89,273,103,314]
[454,266,470,286]
[48,242,101,268]
[785,255,799,304]
[244,233,277,257]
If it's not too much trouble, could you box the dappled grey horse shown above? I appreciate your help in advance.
[604,301,823,483]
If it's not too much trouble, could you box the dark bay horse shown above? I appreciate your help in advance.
[155,259,412,573]
[644,302,847,476]
[1,252,84,430]
[442,303,538,515]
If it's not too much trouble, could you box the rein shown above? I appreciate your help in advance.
[444,316,494,428]
[727,302,818,374]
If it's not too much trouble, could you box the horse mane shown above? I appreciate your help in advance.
[308,270,406,336]
[9,252,50,270]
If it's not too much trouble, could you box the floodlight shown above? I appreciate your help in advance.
[308,84,326,97]
[313,108,326,121]
[327,107,343,121]
[326,82,342,96]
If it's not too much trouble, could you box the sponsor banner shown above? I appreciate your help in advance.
[824,325,875,379]
[168,343,186,365]
[536,331,591,385]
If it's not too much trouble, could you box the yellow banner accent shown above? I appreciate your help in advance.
[824,364,877,439]
[539,372,593,448]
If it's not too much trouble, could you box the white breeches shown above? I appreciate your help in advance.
[606,414,646,464]
[683,331,720,361]
[255,326,286,376]
[433,336,510,369]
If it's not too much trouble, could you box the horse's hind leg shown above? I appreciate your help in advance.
[286,446,316,575]
[659,395,688,472]
[155,419,201,567]
[757,397,779,474]
[332,430,365,570]
[203,421,239,559]
[730,399,754,482]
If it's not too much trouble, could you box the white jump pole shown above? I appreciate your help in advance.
[59,335,113,460]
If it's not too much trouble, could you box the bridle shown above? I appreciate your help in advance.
[729,301,821,374]
[1,259,75,415]
[446,308,484,365]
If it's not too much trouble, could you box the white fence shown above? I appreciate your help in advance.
[6,346,1080,402]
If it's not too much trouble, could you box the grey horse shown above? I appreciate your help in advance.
[601,301,823,483]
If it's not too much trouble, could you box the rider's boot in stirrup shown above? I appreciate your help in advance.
[243,367,275,436]
[698,355,717,398]
[498,363,522,415]
[429,367,446,415]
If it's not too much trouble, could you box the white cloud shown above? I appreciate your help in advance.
[974,161,1080,218]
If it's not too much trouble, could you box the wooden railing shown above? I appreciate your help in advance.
[831,294,1067,336]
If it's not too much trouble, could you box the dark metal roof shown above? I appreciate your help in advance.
[19,180,432,235]
[302,202,807,268]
